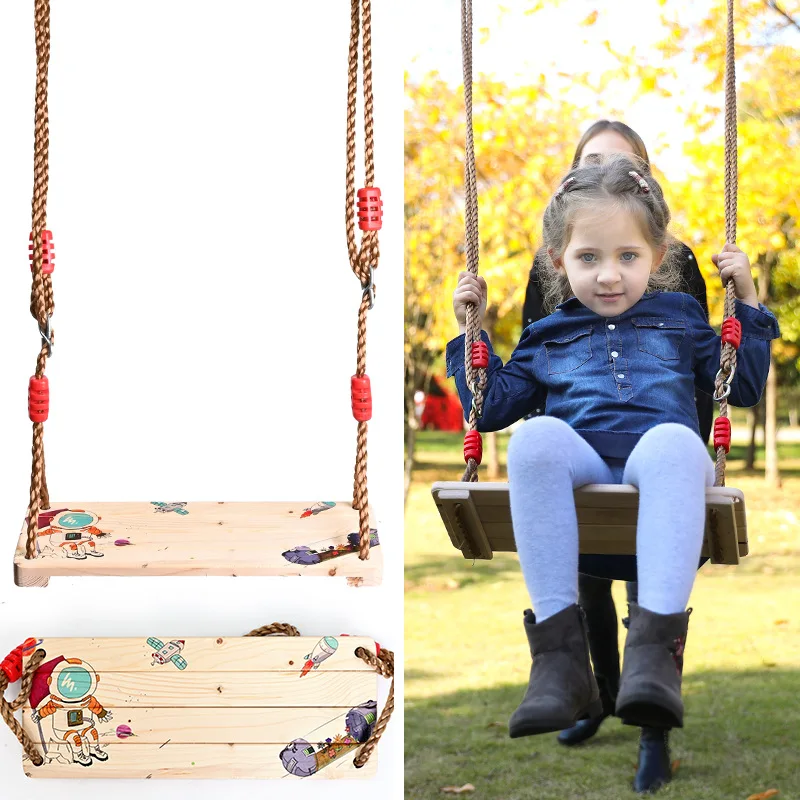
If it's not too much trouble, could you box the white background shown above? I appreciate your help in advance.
[0,1,403,797]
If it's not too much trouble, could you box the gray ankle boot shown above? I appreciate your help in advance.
[616,603,691,729]
[509,605,602,738]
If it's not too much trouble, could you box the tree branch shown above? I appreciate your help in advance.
[764,0,800,34]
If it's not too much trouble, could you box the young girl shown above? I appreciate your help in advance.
[447,154,779,739]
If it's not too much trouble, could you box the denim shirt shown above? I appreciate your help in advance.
[446,292,780,459]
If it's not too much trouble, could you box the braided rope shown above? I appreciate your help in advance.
[0,648,47,766]
[352,644,394,768]
[346,0,380,556]
[460,0,486,484]
[25,0,55,559]
[713,0,739,487]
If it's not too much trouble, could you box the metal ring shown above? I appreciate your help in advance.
[361,266,375,310]
[713,383,732,402]
[38,315,53,357]
[715,362,736,387]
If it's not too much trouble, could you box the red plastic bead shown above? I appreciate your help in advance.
[471,340,489,369]
[351,375,372,422]
[357,187,382,231]
[29,230,55,275]
[28,376,49,422]
[721,318,742,349]
[713,416,732,453]
[464,429,483,465]
[0,643,25,683]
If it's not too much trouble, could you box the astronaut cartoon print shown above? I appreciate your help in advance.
[35,509,107,560]
[29,656,112,767]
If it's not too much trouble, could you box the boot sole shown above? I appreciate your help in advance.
[616,700,682,729]
[510,698,604,738]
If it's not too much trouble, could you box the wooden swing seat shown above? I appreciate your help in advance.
[14,501,381,587]
[432,482,747,565]
[19,636,379,779]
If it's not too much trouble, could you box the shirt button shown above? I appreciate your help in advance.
[658,322,664,327]
[611,351,619,358]
[608,324,616,330]
[617,373,625,379]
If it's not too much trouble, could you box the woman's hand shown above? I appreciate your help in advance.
[453,271,488,334]
[711,244,758,308]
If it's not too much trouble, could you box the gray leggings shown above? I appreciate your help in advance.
[507,418,714,621]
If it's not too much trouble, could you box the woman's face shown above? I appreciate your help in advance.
[579,130,636,165]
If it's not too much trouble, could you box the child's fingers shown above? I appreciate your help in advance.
[720,242,741,254]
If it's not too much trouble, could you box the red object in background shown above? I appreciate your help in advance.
[420,375,464,432]
[713,416,732,453]
[29,230,55,274]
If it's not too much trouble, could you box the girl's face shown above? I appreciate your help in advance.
[550,206,663,317]
[579,131,637,165]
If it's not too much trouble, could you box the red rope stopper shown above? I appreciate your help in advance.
[471,340,489,369]
[28,376,49,422]
[721,318,742,349]
[351,375,372,422]
[464,429,483,464]
[713,416,732,453]
[29,230,55,274]
[0,644,26,684]
[357,187,382,231]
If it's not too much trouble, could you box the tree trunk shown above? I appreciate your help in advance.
[404,414,418,507]
[765,350,781,487]
[745,400,761,470]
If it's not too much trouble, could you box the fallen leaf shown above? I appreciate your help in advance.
[774,619,789,626]
[486,721,503,728]
[747,790,780,800]
[671,759,680,774]
[580,10,599,26]
[441,785,475,794]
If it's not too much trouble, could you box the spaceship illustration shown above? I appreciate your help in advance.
[146,638,188,670]
[299,501,336,519]
[279,701,377,777]
[151,502,189,515]
[282,529,380,566]
[300,637,339,677]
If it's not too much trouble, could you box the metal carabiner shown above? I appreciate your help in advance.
[38,314,53,358]
[712,363,736,402]
[361,266,375,310]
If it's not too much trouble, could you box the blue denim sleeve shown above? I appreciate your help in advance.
[444,329,545,431]
[686,295,780,407]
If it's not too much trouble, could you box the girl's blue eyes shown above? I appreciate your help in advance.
[578,252,638,263]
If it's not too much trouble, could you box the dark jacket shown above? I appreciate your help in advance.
[521,242,715,442]
[447,292,779,461]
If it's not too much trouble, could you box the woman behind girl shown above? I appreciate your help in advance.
[447,155,779,747]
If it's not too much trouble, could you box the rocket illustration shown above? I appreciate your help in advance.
[300,501,336,519]
[300,637,339,677]
[146,638,188,670]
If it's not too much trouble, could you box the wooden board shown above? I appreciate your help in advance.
[19,637,380,779]
[14,501,382,586]
[432,482,747,565]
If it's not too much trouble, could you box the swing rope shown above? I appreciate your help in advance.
[22,0,382,560]
[460,0,487,483]
[712,0,740,488]
[25,0,55,559]
[346,0,382,557]
[458,0,741,489]
[2,626,393,770]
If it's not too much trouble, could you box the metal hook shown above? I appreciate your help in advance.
[361,266,375,310]
[38,315,53,358]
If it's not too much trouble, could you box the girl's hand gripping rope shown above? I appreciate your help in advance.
[711,243,758,309]
[453,271,488,334]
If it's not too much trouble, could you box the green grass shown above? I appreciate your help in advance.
[405,430,800,799]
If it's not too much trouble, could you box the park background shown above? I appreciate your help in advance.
[404,1,800,798]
